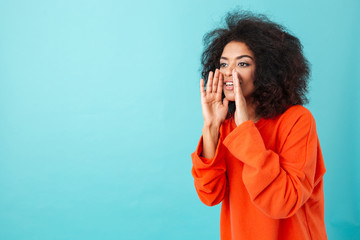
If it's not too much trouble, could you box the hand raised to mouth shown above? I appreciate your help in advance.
[199,69,229,159]
[200,69,229,129]
[232,69,250,126]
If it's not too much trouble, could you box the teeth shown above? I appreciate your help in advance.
[225,82,233,86]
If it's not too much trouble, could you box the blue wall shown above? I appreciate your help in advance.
[0,0,359,239]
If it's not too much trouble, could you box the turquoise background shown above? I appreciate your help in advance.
[0,0,359,239]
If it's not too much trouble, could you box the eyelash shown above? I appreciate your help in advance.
[219,62,250,68]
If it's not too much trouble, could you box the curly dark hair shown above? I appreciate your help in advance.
[201,11,310,119]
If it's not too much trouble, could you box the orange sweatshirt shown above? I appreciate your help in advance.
[191,105,327,240]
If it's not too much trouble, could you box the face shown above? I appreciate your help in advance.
[219,41,256,102]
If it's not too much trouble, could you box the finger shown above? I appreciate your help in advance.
[216,72,223,101]
[200,78,206,99]
[206,71,213,93]
[233,69,244,104]
[212,69,219,93]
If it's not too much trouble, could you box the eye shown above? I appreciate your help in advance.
[219,63,227,68]
[238,62,250,67]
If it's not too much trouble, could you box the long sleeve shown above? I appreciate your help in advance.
[191,129,227,206]
[222,110,326,219]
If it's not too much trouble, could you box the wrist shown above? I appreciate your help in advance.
[202,124,220,135]
[203,121,221,129]
[202,124,220,142]
[201,124,220,159]
[235,118,249,126]
[234,111,249,126]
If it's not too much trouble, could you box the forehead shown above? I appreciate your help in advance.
[221,41,254,57]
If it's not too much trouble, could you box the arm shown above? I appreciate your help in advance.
[223,110,325,218]
[191,126,227,206]
[191,69,229,206]
[201,124,220,159]
[200,69,229,159]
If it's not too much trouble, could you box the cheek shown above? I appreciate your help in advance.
[243,71,255,84]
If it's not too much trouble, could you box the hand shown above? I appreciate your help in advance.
[233,69,249,126]
[200,69,229,128]
[200,69,229,159]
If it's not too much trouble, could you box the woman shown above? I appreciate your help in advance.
[191,11,327,240]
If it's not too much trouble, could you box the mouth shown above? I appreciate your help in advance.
[224,81,234,90]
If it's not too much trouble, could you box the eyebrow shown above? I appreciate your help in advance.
[220,55,254,61]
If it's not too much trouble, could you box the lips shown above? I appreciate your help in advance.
[224,81,234,90]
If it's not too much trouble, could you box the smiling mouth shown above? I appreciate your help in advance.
[225,82,233,86]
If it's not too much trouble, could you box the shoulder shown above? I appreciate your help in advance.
[274,105,317,138]
[279,105,315,126]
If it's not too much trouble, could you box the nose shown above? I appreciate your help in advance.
[223,64,234,77]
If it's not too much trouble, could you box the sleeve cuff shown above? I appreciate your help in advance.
[223,120,267,164]
[192,133,223,168]
[223,120,256,147]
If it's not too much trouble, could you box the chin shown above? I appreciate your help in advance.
[224,94,235,102]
